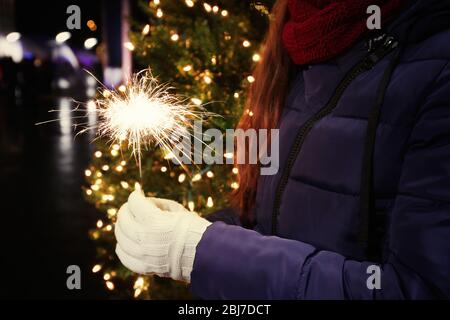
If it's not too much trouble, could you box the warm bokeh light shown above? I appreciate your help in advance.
[55,32,71,44]
[87,20,97,31]
[84,38,98,49]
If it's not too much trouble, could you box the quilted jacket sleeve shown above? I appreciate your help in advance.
[190,63,450,300]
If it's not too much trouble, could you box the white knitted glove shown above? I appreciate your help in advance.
[115,190,211,282]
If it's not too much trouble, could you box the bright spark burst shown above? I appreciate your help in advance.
[95,70,205,176]
[37,69,210,179]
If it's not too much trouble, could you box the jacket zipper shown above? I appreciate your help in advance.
[270,36,399,236]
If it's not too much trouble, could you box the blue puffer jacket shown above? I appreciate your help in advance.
[191,0,450,299]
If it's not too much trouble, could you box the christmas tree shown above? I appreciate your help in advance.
[84,0,272,299]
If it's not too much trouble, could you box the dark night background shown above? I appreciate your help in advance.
[15,1,101,45]
[0,0,134,299]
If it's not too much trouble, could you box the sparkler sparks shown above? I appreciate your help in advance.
[37,69,209,180]
[95,70,205,177]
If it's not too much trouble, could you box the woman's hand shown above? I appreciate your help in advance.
[114,190,212,282]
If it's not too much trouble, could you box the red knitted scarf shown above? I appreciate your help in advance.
[282,0,408,65]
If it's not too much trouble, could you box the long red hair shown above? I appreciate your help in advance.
[231,0,293,225]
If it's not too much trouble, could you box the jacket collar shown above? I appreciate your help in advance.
[388,0,450,44]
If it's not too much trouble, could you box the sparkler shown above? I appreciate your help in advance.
[94,69,205,178]
[37,69,208,181]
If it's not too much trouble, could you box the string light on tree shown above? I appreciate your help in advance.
[134,288,142,298]
[203,3,212,12]
[191,98,202,106]
[106,281,115,291]
[107,208,118,217]
[252,53,261,62]
[135,182,142,190]
[92,264,102,273]
[207,197,214,208]
[124,42,135,51]
[142,24,150,35]
[134,277,144,288]
[134,276,147,298]
[103,90,112,98]
[164,151,175,160]
[178,173,186,183]
[203,76,212,84]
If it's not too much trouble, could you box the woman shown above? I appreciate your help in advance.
[115,0,450,299]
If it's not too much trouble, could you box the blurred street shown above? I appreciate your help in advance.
[0,95,107,299]
[0,0,130,299]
